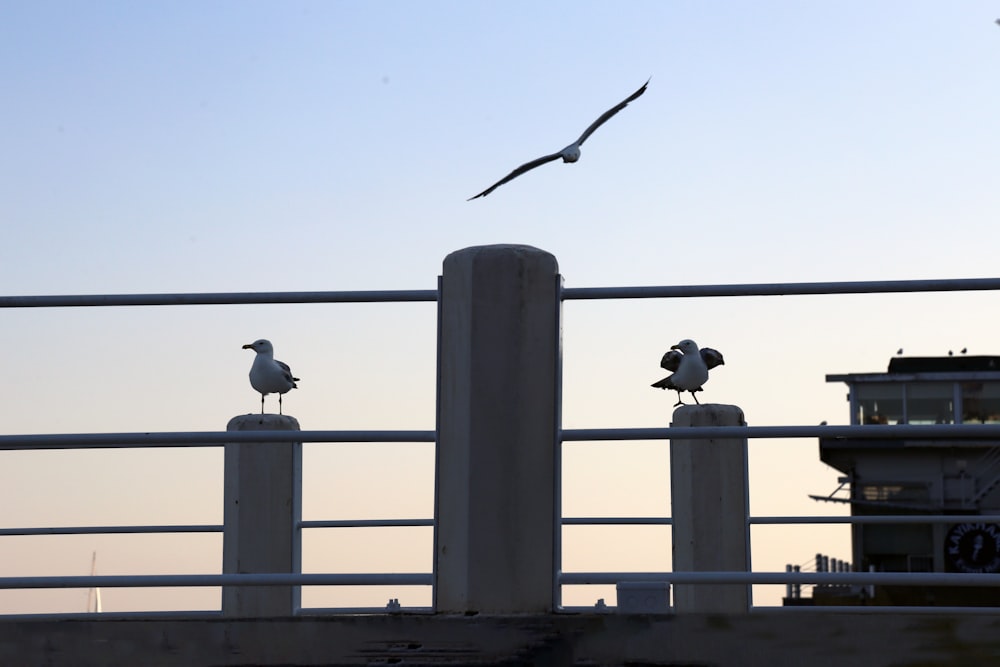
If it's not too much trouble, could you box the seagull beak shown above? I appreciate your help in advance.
[242,344,253,350]
[670,344,680,350]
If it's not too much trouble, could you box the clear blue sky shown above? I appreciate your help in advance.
[1,1,999,612]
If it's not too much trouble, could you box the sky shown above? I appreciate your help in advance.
[1,1,999,613]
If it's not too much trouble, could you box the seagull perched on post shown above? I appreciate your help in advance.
[651,339,724,407]
[242,339,299,415]
[468,78,649,200]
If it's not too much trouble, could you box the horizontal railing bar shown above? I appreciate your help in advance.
[563,424,1000,441]
[560,571,1000,586]
[0,525,222,536]
[9,515,988,538]
[0,289,439,308]
[562,277,1000,300]
[300,519,434,529]
[6,423,1000,450]
[0,430,436,450]
[562,516,1000,527]
[751,515,1000,525]
[561,517,672,526]
[7,277,997,309]
[0,573,433,589]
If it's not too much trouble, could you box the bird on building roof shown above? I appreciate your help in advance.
[651,339,724,407]
[468,78,649,199]
[242,339,299,415]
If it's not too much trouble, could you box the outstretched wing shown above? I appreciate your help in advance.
[575,78,649,147]
[468,151,564,200]
[651,375,675,390]
[659,349,682,372]
[700,347,725,370]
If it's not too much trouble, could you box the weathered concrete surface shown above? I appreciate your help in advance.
[224,414,302,617]
[670,404,750,613]
[4,612,1000,666]
[436,245,561,614]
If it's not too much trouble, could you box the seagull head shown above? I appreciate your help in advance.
[560,143,582,163]
[243,339,274,355]
[671,339,700,355]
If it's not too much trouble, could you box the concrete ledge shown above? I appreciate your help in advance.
[4,612,1000,666]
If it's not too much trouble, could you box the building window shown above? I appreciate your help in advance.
[905,383,954,424]
[855,383,903,424]
[961,382,1000,424]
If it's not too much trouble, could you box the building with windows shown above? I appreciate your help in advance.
[814,354,1000,605]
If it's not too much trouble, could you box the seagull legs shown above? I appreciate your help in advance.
[672,390,704,407]
[279,394,284,416]
[260,393,265,415]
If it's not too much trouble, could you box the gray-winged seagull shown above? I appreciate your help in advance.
[468,78,649,200]
[651,339,724,407]
[243,339,299,415]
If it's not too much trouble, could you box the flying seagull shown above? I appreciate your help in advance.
[242,339,299,415]
[651,339,724,407]
[468,78,650,200]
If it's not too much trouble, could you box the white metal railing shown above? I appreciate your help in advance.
[0,428,437,616]
[5,273,1000,616]
[558,426,1000,611]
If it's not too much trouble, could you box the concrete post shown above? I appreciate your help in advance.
[223,414,302,617]
[670,404,750,612]
[435,244,561,613]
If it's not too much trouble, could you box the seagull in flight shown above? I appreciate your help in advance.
[651,339,724,407]
[468,78,649,200]
[242,339,299,415]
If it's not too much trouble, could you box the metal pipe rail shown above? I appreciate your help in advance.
[751,515,1000,525]
[3,276,999,309]
[0,429,436,450]
[3,423,1000,451]
[0,289,438,308]
[561,277,1000,300]
[300,519,433,529]
[562,515,1000,526]
[0,573,433,589]
[560,571,1000,587]
[562,424,1000,441]
[0,519,436,536]
[0,525,222,536]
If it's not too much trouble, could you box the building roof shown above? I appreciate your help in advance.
[827,356,1000,384]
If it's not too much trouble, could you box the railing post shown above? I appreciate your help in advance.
[670,404,750,612]
[434,244,561,613]
[223,414,302,617]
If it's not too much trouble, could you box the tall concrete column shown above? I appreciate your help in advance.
[435,244,561,613]
[670,404,750,612]
[223,414,302,617]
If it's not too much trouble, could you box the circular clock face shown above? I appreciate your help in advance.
[945,523,1000,573]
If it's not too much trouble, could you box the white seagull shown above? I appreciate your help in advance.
[468,78,649,200]
[242,339,299,415]
[651,339,724,407]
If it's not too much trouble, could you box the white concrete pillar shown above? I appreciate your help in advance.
[435,244,561,613]
[223,414,302,617]
[670,404,750,612]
